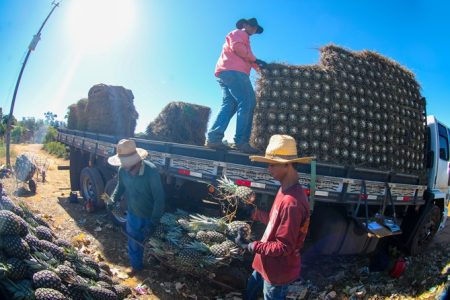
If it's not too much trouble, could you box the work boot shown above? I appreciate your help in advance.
[236,143,260,154]
[204,141,230,150]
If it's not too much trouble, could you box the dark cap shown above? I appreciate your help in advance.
[236,18,263,34]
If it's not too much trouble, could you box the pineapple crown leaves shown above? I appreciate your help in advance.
[217,175,238,194]
[186,241,211,254]
[174,209,189,218]
[0,277,35,300]
[160,213,179,227]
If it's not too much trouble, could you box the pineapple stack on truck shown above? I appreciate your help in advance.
[251,44,426,179]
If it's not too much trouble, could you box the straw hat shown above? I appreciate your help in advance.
[250,135,314,164]
[107,139,148,168]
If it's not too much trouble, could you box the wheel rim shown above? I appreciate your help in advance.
[415,207,440,250]
[81,175,97,201]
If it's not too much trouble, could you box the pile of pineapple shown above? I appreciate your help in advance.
[145,209,252,278]
[0,189,131,300]
[251,44,426,179]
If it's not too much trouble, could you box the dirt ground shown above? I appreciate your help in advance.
[2,144,450,299]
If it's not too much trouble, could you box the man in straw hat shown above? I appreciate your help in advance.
[108,139,165,275]
[205,18,267,154]
[234,135,312,300]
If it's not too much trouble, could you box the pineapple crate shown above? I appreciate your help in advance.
[251,44,426,180]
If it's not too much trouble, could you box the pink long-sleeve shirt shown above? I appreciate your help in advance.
[215,29,258,77]
[251,183,310,285]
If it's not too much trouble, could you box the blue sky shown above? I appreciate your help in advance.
[0,0,449,139]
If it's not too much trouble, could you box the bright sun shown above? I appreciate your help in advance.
[67,0,135,52]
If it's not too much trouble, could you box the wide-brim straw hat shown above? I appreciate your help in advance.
[108,139,148,168]
[250,135,314,164]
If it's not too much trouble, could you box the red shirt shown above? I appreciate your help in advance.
[251,183,310,285]
[215,29,258,76]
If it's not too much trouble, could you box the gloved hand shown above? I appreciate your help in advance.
[254,59,268,68]
[106,200,116,211]
[235,228,255,253]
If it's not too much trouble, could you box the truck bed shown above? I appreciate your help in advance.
[57,128,427,205]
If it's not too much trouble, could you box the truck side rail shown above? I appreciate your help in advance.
[57,128,426,205]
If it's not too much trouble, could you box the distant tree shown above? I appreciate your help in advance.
[43,126,58,144]
[11,125,26,143]
[44,111,58,126]
[2,114,17,126]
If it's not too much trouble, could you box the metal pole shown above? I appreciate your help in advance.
[5,1,61,167]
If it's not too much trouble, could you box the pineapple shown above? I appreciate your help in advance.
[218,176,255,204]
[38,240,65,262]
[152,224,166,238]
[35,288,66,300]
[35,225,54,242]
[88,285,118,300]
[175,248,203,271]
[0,196,24,217]
[33,270,62,290]
[55,265,77,284]
[2,235,30,259]
[209,243,230,258]
[113,284,132,299]
[227,221,251,240]
[97,280,114,291]
[82,255,100,273]
[6,257,27,280]
[53,238,72,249]
[98,271,114,284]
[0,210,23,236]
[206,231,226,243]
[195,230,210,244]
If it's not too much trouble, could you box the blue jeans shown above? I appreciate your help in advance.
[245,271,289,300]
[126,211,154,270]
[207,70,256,145]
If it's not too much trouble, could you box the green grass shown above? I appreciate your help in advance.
[43,141,69,159]
[0,140,17,166]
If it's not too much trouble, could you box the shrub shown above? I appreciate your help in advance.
[43,141,68,159]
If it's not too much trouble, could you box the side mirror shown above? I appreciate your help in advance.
[426,151,434,169]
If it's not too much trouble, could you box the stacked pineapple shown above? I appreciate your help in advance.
[251,44,426,180]
[0,189,131,300]
[145,209,252,278]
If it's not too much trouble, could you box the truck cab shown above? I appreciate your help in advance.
[426,115,450,228]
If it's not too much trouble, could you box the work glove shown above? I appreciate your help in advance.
[235,228,255,253]
[254,59,268,68]
[106,200,116,211]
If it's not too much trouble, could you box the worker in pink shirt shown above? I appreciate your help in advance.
[205,18,267,154]
[236,135,312,300]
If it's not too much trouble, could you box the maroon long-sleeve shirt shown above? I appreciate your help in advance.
[251,183,310,284]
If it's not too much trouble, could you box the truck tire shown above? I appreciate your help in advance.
[408,204,441,255]
[80,167,105,208]
[104,178,127,229]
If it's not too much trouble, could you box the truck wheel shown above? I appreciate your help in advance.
[104,178,127,229]
[80,167,105,209]
[408,204,441,255]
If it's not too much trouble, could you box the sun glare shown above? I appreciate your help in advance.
[67,0,135,52]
